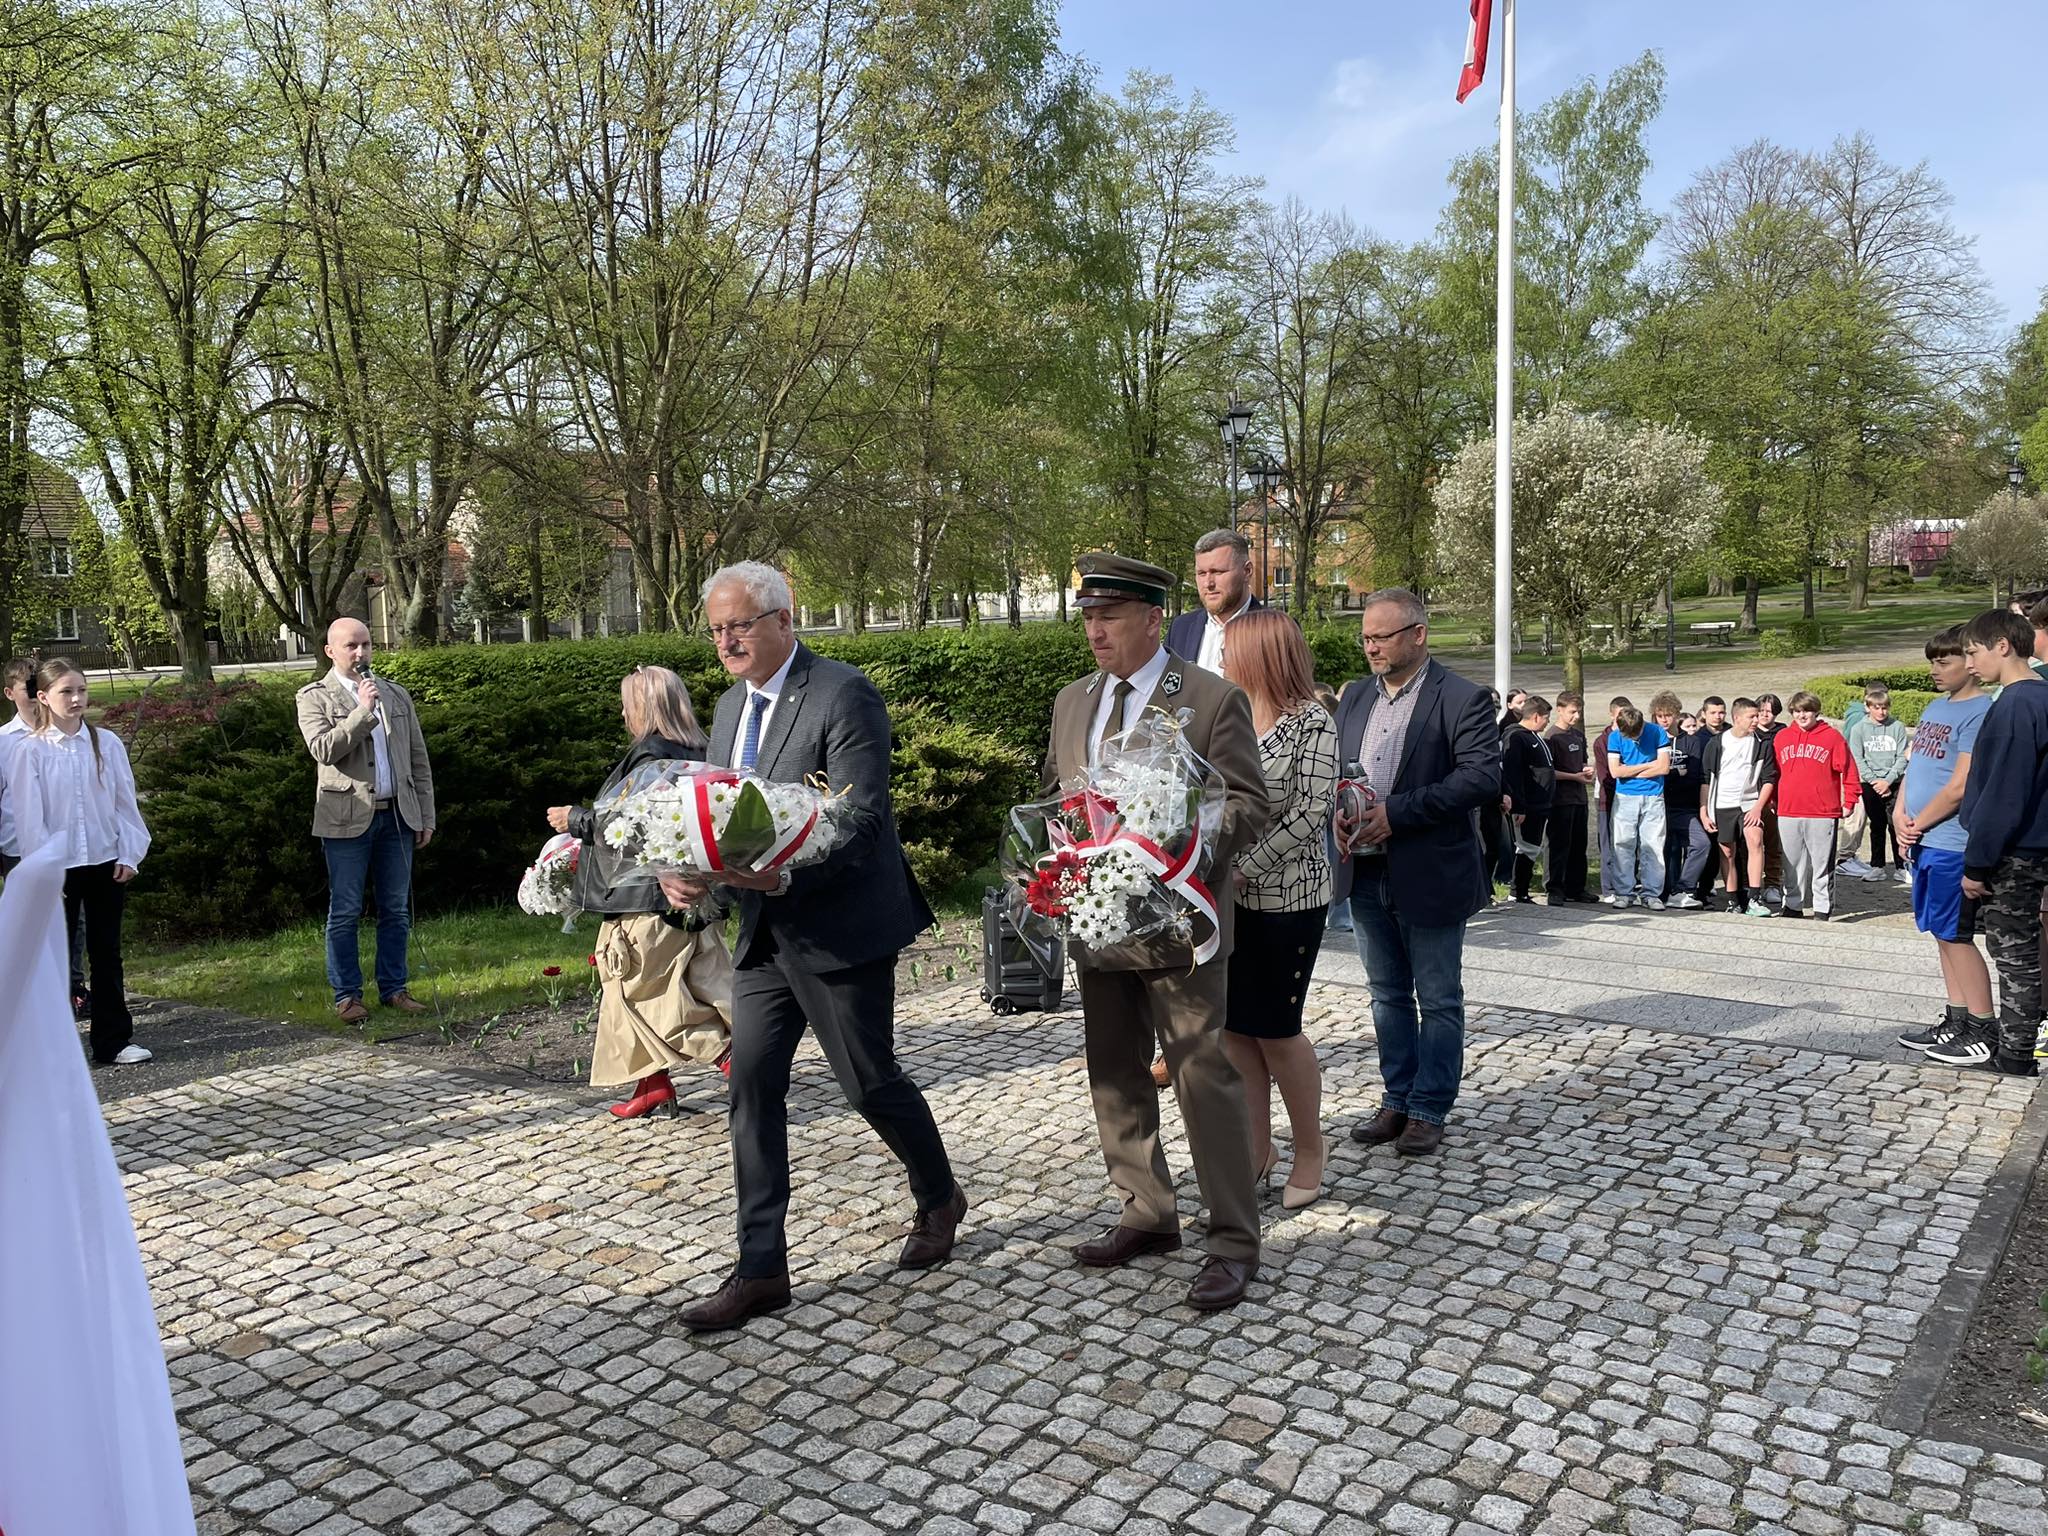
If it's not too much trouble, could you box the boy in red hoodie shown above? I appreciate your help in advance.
[1772,690,1861,920]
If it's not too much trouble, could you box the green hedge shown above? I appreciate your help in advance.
[1804,664,1939,726]
[375,619,1370,765]
[128,681,1033,942]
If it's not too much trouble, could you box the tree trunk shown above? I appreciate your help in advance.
[1802,564,1815,620]
[1741,576,1760,634]
[1563,631,1584,698]
[1847,539,1869,611]
[169,583,212,685]
[526,518,546,642]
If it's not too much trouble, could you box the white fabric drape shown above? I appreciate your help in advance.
[0,840,196,1536]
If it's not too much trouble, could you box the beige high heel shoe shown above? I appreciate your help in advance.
[1255,1145,1282,1187]
[1281,1137,1326,1210]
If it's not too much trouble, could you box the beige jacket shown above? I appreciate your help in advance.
[296,667,436,839]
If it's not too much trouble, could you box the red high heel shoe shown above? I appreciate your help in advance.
[608,1071,678,1119]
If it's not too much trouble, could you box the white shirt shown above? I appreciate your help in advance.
[13,724,151,870]
[1714,731,1761,810]
[732,646,800,769]
[1090,645,1172,761]
[0,716,24,856]
[1195,596,1252,676]
[329,671,393,799]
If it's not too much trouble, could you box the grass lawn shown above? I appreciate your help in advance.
[129,887,994,1036]
[1419,579,1983,674]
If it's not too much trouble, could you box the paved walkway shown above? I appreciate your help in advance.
[124,890,2048,1536]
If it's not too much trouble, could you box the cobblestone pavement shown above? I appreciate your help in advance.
[124,981,2048,1536]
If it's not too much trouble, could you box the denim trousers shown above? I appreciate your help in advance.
[1348,859,1467,1125]
[1610,794,1667,901]
[322,808,415,1003]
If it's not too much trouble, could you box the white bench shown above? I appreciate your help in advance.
[1688,622,1736,646]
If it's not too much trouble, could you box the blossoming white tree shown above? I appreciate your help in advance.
[1434,407,1724,693]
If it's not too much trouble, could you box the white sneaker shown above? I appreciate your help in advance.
[111,1044,153,1066]
[1894,866,1912,886]
[1639,896,1666,910]
[1839,858,1880,881]
[1600,893,1621,906]
[1669,893,1704,910]
[1763,886,1783,906]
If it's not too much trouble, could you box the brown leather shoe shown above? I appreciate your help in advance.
[899,1185,968,1270]
[677,1271,793,1333]
[335,997,370,1024]
[1395,1118,1443,1157]
[1186,1255,1256,1311]
[1074,1225,1182,1268]
[381,991,430,1014]
[1150,1057,1170,1088]
[1350,1107,1408,1145]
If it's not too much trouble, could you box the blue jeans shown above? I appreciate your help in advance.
[323,809,415,1003]
[1349,861,1468,1126]
[1610,793,1666,902]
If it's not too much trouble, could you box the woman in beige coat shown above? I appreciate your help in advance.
[546,667,733,1118]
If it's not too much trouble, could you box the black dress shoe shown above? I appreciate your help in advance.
[1186,1255,1256,1311]
[899,1185,968,1270]
[1074,1225,1182,1268]
[1349,1107,1408,1145]
[677,1271,792,1333]
[1395,1119,1443,1157]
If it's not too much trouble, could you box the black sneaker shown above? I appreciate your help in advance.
[1994,1055,2041,1078]
[1925,1021,1996,1066]
[1899,1017,1960,1050]
[1781,908,1806,920]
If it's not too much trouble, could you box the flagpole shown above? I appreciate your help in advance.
[1492,0,1515,700]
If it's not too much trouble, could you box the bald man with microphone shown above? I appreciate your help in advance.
[297,617,437,1023]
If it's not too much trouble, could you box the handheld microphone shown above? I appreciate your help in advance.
[355,657,388,730]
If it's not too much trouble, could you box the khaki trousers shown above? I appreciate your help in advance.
[1077,962,1260,1265]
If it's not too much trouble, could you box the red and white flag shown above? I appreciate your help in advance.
[1457,0,1493,102]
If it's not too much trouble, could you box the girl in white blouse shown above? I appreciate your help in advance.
[13,658,152,1065]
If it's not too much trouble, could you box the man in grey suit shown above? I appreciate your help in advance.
[662,562,964,1333]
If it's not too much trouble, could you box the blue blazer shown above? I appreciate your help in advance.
[1165,595,1264,665]
[1330,657,1500,927]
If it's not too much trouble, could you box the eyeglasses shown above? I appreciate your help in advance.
[1360,622,1422,648]
[705,609,779,642]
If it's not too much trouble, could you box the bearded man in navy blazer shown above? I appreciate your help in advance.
[1330,589,1499,1158]
[1164,529,1263,674]
[661,561,963,1333]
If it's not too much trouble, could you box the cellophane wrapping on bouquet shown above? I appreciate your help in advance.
[596,760,848,882]
[1001,707,1227,971]
[517,833,582,932]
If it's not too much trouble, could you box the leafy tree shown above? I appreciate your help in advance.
[1948,490,2048,604]
[1434,407,1720,695]
[1439,51,1666,411]
[69,505,168,666]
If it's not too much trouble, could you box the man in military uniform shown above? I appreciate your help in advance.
[1042,553,1271,1310]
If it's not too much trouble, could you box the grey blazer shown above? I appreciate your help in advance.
[707,643,934,972]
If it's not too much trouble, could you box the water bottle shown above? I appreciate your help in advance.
[1335,759,1376,852]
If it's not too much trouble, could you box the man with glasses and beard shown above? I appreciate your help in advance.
[1330,590,1498,1157]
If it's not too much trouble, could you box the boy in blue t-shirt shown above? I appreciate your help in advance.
[1605,706,1672,908]
[1895,626,1994,1056]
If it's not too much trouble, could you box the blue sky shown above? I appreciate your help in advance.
[1056,0,2047,336]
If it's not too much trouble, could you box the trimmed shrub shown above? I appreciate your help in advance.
[889,703,1037,895]
[1804,665,1940,727]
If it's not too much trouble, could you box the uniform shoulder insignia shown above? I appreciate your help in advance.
[1162,671,1182,697]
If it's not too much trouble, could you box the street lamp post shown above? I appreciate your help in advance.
[1218,395,1254,531]
[1247,454,1282,602]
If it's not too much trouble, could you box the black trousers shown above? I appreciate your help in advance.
[727,948,954,1276]
[1512,811,1549,899]
[1860,783,1900,867]
[1545,804,1588,898]
[64,861,132,1062]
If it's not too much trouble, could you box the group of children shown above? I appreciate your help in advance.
[1487,608,2048,1076]
[0,655,152,1066]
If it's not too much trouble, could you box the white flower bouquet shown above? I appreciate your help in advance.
[1002,706,1227,966]
[595,760,847,880]
[517,832,582,932]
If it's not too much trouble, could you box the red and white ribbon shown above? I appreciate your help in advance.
[1046,817,1221,964]
[677,771,822,875]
